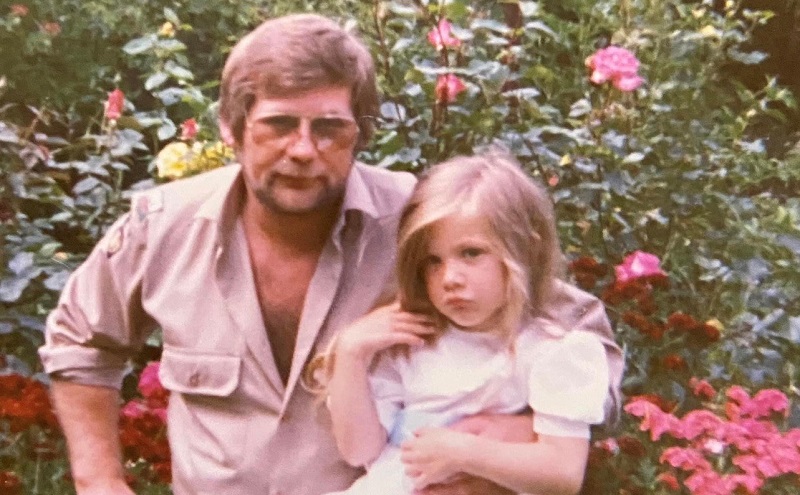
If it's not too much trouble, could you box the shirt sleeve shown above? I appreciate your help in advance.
[527,331,610,439]
[38,209,156,389]
[367,351,405,436]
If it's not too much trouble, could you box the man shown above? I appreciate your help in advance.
[40,13,622,495]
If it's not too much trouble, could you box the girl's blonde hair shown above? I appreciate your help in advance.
[396,150,564,345]
[303,150,565,393]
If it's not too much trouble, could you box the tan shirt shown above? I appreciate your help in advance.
[40,162,417,495]
[39,162,623,495]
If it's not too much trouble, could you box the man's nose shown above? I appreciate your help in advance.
[285,120,317,161]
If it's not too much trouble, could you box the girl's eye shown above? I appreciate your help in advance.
[462,247,483,259]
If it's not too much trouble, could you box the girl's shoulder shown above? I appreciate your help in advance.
[517,317,604,352]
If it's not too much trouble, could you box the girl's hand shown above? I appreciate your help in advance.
[336,303,437,363]
[400,427,472,490]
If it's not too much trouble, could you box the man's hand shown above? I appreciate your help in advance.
[410,413,536,495]
[448,412,536,443]
[401,427,471,489]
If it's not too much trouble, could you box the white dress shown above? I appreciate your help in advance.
[325,322,611,495]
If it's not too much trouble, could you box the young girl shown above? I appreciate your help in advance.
[317,151,620,495]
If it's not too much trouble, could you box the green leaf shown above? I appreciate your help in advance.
[122,36,155,55]
[163,7,181,25]
[157,88,185,106]
[157,120,177,141]
[156,38,187,52]
[470,19,511,35]
[786,316,800,344]
[0,278,28,303]
[502,87,540,100]
[43,270,70,291]
[524,21,557,39]
[727,48,768,65]
[385,2,418,16]
[568,98,591,118]
[145,72,169,91]
[622,152,646,164]
[38,242,61,258]
[519,2,540,17]
[165,60,194,81]
[73,177,101,195]
[9,252,34,275]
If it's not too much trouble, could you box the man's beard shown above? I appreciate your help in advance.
[253,178,345,216]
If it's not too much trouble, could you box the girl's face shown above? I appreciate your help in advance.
[423,213,507,333]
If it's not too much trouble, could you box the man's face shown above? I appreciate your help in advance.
[235,85,358,215]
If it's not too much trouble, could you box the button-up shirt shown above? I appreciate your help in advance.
[40,162,417,495]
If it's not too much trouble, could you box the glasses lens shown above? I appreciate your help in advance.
[310,117,358,151]
[248,114,358,151]
[252,115,301,139]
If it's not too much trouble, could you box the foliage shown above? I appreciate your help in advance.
[1,0,799,492]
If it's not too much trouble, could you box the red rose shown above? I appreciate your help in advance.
[180,118,199,141]
[662,354,686,371]
[104,89,125,121]
[435,74,467,103]
[10,5,28,16]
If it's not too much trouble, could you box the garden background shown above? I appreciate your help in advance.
[2,0,800,493]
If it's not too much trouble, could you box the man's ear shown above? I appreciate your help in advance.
[218,120,236,147]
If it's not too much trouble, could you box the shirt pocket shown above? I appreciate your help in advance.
[159,346,250,478]
[159,346,241,396]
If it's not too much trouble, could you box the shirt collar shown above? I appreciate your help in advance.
[194,162,381,244]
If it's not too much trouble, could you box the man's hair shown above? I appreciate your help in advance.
[396,150,565,343]
[219,14,379,148]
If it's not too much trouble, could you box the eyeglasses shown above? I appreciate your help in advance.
[247,113,359,152]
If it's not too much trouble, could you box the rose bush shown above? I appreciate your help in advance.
[1,0,799,492]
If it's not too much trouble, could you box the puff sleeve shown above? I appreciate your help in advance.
[527,330,609,439]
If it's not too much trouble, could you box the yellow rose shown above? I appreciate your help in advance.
[159,22,175,38]
[156,142,190,179]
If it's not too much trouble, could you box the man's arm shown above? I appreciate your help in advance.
[402,428,588,495]
[411,413,534,495]
[50,380,134,495]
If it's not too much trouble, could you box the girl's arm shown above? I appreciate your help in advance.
[401,428,588,495]
[327,304,436,467]
[327,345,388,466]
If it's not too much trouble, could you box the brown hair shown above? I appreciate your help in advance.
[396,150,565,344]
[219,13,379,148]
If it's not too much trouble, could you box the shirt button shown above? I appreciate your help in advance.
[189,372,200,387]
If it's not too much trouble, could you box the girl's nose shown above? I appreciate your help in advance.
[441,261,464,289]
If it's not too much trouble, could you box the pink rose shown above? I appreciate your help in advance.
[435,74,467,103]
[10,4,28,16]
[585,46,644,92]
[104,89,125,121]
[427,19,461,50]
[180,118,198,141]
[121,401,147,419]
[41,22,61,36]
[138,361,165,399]
[614,250,667,283]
